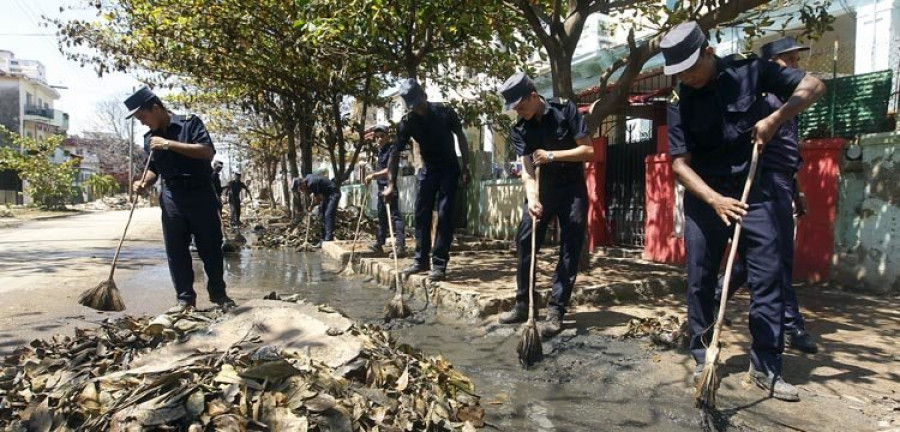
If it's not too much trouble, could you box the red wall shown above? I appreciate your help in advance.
[794,138,844,281]
[585,137,610,250]
[642,132,844,281]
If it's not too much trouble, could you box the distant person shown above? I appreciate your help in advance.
[126,86,235,312]
[211,160,224,208]
[224,172,251,228]
[292,174,341,242]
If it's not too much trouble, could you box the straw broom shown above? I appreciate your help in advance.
[383,200,410,321]
[340,181,369,275]
[517,167,543,368]
[694,144,761,409]
[78,151,154,311]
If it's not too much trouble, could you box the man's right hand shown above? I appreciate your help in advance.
[528,200,543,221]
[132,180,147,195]
[710,194,748,226]
[381,185,394,198]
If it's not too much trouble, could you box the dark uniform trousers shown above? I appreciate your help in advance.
[414,166,458,270]
[376,184,405,247]
[320,191,341,241]
[159,182,227,303]
[686,170,794,375]
[514,179,587,315]
[229,201,242,227]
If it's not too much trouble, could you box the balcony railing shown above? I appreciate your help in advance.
[24,106,69,131]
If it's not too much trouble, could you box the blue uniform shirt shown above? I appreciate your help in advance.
[304,174,336,196]
[144,114,216,180]
[391,102,462,170]
[667,56,805,178]
[374,143,396,187]
[759,93,802,172]
[512,98,589,183]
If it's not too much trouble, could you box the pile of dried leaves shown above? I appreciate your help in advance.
[621,314,689,348]
[0,305,484,431]
[255,207,378,249]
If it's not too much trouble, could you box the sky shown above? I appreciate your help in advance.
[0,0,143,136]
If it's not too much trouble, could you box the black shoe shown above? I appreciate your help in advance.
[539,310,564,339]
[167,300,195,314]
[402,263,429,276]
[368,242,384,254]
[498,305,528,324]
[212,297,237,310]
[393,246,407,259]
[428,268,446,281]
[748,367,800,402]
[786,329,818,354]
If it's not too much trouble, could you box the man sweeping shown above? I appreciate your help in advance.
[365,124,406,258]
[382,78,470,281]
[224,172,251,228]
[292,173,341,242]
[496,72,595,339]
[127,86,236,312]
[662,22,823,401]
[715,37,819,354]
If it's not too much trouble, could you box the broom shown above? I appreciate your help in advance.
[694,143,761,409]
[340,181,369,275]
[297,194,315,252]
[517,166,543,368]
[78,151,154,311]
[383,200,410,321]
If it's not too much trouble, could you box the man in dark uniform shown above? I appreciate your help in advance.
[224,172,251,228]
[212,160,224,208]
[382,79,470,281]
[662,22,824,401]
[365,124,406,257]
[127,87,235,312]
[292,173,341,242]
[715,37,818,354]
[495,72,595,338]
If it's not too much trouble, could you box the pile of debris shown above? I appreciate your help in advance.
[74,195,151,212]
[621,314,689,348]
[0,208,13,218]
[0,298,484,431]
[254,207,379,249]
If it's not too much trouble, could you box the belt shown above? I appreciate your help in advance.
[163,176,211,190]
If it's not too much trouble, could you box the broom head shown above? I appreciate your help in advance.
[339,261,357,276]
[693,345,721,409]
[384,295,411,322]
[517,319,543,368]
[78,278,126,312]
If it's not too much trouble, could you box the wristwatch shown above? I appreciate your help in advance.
[162,140,171,150]
[547,151,554,163]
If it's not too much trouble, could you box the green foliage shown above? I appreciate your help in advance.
[0,127,77,209]
[84,173,120,198]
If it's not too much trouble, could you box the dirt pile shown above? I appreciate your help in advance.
[255,207,379,249]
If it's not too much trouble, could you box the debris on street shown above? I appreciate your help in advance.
[254,206,378,249]
[621,314,689,348]
[0,298,484,431]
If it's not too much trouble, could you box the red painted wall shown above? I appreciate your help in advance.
[794,138,844,281]
[586,137,610,250]
[643,151,686,264]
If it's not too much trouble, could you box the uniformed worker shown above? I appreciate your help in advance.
[495,72,595,339]
[127,87,236,312]
[662,22,824,401]
[292,173,341,242]
[212,161,224,208]
[365,124,407,257]
[715,37,818,354]
[382,79,471,281]
[224,172,252,228]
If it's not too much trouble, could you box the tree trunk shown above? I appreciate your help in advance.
[280,153,292,218]
[549,50,576,100]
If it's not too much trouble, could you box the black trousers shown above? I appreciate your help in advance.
[160,184,227,303]
[376,184,405,247]
[685,171,793,376]
[514,180,587,315]
[319,191,341,241]
[414,168,458,271]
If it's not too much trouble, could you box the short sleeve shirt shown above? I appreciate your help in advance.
[759,92,802,172]
[144,114,216,180]
[374,144,396,187]
[667,57,805,178]
[390,102,461,170]
[511,98,588,183]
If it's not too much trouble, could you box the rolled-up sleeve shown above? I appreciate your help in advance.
[667,98,689,158]
[189,117,216,154]
[758,59,805,100]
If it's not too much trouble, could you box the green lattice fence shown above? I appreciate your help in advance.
[799,70,894,139]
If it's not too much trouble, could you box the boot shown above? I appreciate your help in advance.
[539,309,563,339]
[498,304,528,324]
[748,367,800,402]
[786,329,818,354]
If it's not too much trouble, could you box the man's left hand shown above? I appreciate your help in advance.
[532,149,552,165]
[752,116,779,147]
[148,136,171,151]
